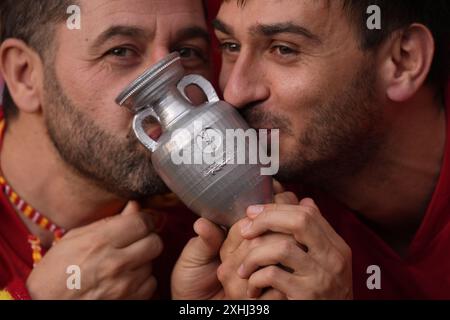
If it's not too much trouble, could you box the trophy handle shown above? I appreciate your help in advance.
[177,74,220,104]
[133,107,161,152]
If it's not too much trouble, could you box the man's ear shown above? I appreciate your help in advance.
[378,24,435,102]
[0,39,44,114]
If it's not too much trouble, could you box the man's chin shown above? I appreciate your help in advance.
[273,163,303,185]
[272,158,321,186]
[112,182,170,201]
[87,165,169,200]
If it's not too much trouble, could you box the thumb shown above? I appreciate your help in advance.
[121,201,141,216]
[299,198,317,208]
[191,218,226,261]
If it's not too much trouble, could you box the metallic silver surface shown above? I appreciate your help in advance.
[117,53,273,227]
[177,74,220,103]
[132,108,161,152]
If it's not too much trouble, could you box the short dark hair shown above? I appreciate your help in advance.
[0,0,72,119]
[224,0,450,93]
[1,0,209,120]
[342,0,450,93]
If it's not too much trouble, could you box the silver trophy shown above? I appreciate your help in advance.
[116,52,273,226]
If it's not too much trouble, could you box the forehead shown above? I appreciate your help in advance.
[217,0,346,38]
[79,0,206,35]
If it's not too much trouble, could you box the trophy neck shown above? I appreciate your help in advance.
[153,86,191,128]
[115,52,190,123]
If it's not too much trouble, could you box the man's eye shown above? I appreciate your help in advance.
[219,42,241,53]
[272,45,299,56]
[107,47,136,57]
[177,47,203,60]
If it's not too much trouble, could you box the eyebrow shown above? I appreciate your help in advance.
[252,22,321,43]
[173,26,211,45]
[91,25,148,49]
[213,19,321,44]
[91,25,210,50]
[212,19,234,36]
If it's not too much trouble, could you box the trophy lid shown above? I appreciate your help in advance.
[115,52,184,113]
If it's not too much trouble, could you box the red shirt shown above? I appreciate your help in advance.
[0,116,197,300]
[0,148,34,299]
[307,82,450,299]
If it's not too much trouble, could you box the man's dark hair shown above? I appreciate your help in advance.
[226,0,450,94]
[1,0,210,120]
[0,0,73,119]
[342,0,450,94]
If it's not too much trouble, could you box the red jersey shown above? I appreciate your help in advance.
[0,116,197,300]
[308,82,450,299]
[0,139,34,299]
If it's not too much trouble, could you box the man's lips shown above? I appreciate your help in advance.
[147,125,162,140]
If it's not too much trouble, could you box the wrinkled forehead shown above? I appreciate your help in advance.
[220,0,338,14]
[217,0,347,40]
[75,0,207,37]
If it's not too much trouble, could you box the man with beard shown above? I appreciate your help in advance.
[172,0,450,299]
[0,0,212,299]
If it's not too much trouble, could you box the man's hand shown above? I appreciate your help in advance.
[237,198,353,300]
[171,188,299,300]
[171,218,226,300]
[26,201,163,300]
[216,191,299,300]
[217,222,290,300]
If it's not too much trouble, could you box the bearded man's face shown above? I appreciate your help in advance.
[43,0,211,199]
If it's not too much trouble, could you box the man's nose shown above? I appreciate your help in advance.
[147,48,171,66]
[222,58,269,109]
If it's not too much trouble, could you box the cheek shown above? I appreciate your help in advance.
[268,75,325,141]
[219,64,232,93]
[55,61,134,133]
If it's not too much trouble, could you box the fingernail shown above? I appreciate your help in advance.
[241,220,253,235]
[300,198,316,207]
[238,264,245,277]
[247,205,264,217]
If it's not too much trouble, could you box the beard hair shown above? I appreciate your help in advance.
[42,65,168,200]
[242,63,385,190]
